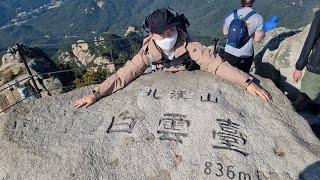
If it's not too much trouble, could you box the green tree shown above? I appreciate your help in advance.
[74,68,113,89]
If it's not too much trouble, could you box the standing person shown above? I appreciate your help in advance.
[223,0,265,73]
[293,10,320,116]
[75,8,272,109]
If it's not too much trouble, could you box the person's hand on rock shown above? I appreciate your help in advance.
[246,83,273,103]
[74,94,97,109]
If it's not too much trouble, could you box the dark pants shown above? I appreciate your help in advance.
[222,52,254,73]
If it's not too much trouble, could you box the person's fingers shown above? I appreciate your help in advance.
[79,102,87,108]
[267,92,273,101]
[75,99,83,106]
[248,88,258,97]
[247,84,273,103]
[250,86,264,99]
[75,103,80,108]
[293,72,302,82]
[74,99,87,109]
[255,89,267,101]
[261,91,270,102]
[261,89,272,102]
[293,74,297,82]
[84,101,93,108]
[75,102,83,109]
[265,93,273,103]
[256,88,267,99]
[74,100,80,108]
[258,89,273,103]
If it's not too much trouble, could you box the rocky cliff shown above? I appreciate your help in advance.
[56,31,142,73]
[0,71,319,179]
[0,45,65,112]
[57,40,115,73]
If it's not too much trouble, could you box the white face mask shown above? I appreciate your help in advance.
[155,33,178,51]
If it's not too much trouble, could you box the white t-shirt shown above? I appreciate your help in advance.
[224,7,264,58]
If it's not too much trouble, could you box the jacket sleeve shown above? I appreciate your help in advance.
[296,11,320,70]
[186,41,252,88]
[93,49,148,100]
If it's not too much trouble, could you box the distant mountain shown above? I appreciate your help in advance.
[0,0,53,27]
[0,0,319,51]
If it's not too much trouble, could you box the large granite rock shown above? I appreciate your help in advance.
[0,71,319,180]
[254,25,311,100]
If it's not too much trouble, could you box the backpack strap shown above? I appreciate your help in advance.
[233,10,239,19]
[242,11,256,21]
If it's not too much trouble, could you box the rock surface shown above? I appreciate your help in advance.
[71,42,95,66]
[0,45,65,112]
[58,41,115,72]
[254,25,311,100]
[125,26,137,37]
[0,71,319,180]
[0,45,63,88]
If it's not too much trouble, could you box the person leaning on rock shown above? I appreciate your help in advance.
[74,8,272,109]
[293,10,320,115]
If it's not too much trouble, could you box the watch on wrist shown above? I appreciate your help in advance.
[92,90,101,100]
[245,78,254,88]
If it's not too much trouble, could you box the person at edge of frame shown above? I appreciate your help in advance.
[293,10,320,117]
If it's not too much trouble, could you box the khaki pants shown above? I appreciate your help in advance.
[301,69,320,104]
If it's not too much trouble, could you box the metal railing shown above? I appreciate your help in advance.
[0,37,137,113]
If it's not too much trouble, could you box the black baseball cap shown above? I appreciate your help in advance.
[144,8,181,34]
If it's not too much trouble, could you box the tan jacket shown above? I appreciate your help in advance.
[93,30,252,100]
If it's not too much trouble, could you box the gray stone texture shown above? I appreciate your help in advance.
[0,71,319,180]
[254,25,311,100]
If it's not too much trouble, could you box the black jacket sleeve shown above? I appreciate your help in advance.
[296,11,320,70]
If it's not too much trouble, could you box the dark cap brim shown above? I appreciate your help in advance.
[151,22,180,34]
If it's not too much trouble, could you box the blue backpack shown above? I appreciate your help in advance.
[227,10,256,49]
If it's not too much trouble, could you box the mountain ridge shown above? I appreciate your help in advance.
[0,0,318,51]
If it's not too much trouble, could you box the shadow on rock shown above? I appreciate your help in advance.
[256,30,301,59]
[254,30,301,85]
[254,31,301,96]
[255,30,300,75]
[253,30,320,140]
[255,62,320,140]
[299,111,320,139]
[299,161,320,180]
